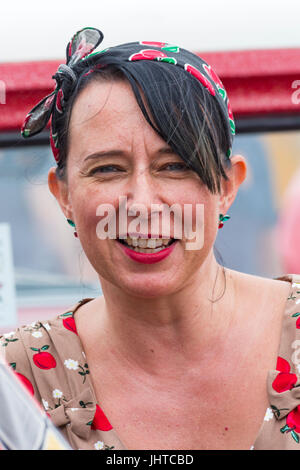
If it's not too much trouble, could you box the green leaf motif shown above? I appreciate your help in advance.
[22,129,31,138]
[157,57,177,65]
[280,425,290,433]
[30,347,40,352]
[60,312,73,318]
[291,430,300,443]
[85,49,109,60]
[218,87,226,100]
[271,405,280,418]
[41,345,49,351]
[162,45,179,53]
[230,119,236,135]
[292,312,300,318]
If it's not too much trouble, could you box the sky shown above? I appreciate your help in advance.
[1,0,300,62]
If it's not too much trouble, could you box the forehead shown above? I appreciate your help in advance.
[68,79,157,151]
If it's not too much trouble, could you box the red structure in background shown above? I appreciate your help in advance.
[1,48,300,132]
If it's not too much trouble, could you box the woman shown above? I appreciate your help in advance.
[1,27,300,450]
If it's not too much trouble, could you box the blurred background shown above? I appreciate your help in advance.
[0,0,300,330]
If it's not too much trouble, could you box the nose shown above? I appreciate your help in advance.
[127,166,161,210]
[124,167,163,232]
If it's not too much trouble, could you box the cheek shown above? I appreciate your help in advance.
[179,189,219,233]
[70,184,119,240]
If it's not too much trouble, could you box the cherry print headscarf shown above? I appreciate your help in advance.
[21,27,235,163]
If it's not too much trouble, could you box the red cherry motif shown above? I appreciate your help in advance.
[44,94,55,111]
[227,99,234,121]
[91,404,113,431]
[140,41,167,47]
[31,346,57,370]
[9,364,34,396]
[16,372,35,396]
[21,113,32,136]
[286,406,300,433]
[277,357,291,373]
[50,129,60,162]
[296,317,300,329]
[62,314,78,335]
[129,49,168,62]
[184,64,216,96]
[202,63,224,90]
[272,356,297,393]
[56,89,64,114]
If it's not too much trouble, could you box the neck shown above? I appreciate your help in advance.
[97,254,236,377]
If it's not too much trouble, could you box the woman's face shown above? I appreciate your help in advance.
[49,78,245,298]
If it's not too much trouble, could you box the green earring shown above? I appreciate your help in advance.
[67,219,78,237]
[218,213,230,229]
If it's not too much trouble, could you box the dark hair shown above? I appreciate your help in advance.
[55,60,232,193]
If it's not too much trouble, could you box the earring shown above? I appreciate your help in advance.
[67,218,78,238]
[218,213,230,229]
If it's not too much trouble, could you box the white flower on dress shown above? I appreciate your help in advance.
[64,359,79,370]
[32,331,43,338]
[43,323,51,331]
[296,299,300,305]
[52,389,63,399]
[264,407,274,421]
[94,441,105,450]
[292,282,300,289]
[3,331,15,338]
[297,364,300,374]
[42,399,49,411]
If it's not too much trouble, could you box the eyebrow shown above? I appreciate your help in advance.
[83,146,175,162]
[84,150,126,162]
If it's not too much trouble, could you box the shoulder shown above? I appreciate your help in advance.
[228,269,296,304]
[0,299,92,403]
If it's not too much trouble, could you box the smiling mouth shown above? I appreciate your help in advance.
[116,237,177,253]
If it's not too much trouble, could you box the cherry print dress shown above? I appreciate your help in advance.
[1,274,300,450]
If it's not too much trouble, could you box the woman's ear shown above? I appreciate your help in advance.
[48,167,73,220]
[219,154,247,213]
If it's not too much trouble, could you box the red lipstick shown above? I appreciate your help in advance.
[117,240,177,264]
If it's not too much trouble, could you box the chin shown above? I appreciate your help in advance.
[107,270,183,299]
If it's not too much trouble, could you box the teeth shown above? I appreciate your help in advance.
[132,238,138,247]
[146,238,158,248]
[120,236,174,251]
[130,246,166,254]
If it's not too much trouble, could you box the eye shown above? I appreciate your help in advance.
[162,162,189,171]
[90,165,124,174]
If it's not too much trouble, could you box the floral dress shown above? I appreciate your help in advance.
[1,273,300,450]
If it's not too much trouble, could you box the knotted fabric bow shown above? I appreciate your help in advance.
[21,27,235,163]
[21,28,103,161]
